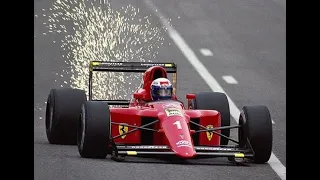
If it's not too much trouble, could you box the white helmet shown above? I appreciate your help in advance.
[150,78,173,100]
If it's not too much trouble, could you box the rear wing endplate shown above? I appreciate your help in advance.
[88,61,178,102]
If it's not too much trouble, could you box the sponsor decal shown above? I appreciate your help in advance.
[165,108,183,117]
[163,103,181,109]
[141,63,165,66]
[195,147,233,151]
[100,62,123,66]
[127,145,234,151]
[130,146,168,149]
[119,123,128,139]
[206,125,214,141]
[176,140,192,148]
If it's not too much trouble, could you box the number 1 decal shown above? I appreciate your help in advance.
[173,120,182,129]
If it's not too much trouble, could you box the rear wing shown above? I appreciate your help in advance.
[88,61,178,104]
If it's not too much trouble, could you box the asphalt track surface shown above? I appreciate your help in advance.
[34,0,286,179]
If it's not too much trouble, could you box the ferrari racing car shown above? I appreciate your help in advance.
[45,61,273,164]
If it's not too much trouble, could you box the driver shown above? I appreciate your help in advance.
[151,78,173,101]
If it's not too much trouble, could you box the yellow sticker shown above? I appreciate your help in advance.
[206,125,214,141]
[119,124,128,139]
[165,64,173,67]
[234,153,245,158]
[127,151,137,155]
[92,62,99,66]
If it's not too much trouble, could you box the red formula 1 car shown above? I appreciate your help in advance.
[45,61,273,164]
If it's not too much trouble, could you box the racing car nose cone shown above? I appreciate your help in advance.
[173,145,196,158]
[161,115,196,158]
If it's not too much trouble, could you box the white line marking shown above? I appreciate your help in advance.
[199,48,213,56]
[272,119,275,124]
[222,75,238,84]
[144,0,286,179]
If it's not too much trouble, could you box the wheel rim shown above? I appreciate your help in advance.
[49,106,53,132]
[238,111,248,148]
[45,98,54,132]
[80,106,86,151]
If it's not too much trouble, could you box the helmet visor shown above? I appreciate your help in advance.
[158,88,172,97]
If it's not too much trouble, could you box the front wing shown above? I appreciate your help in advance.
[111,144,254,159]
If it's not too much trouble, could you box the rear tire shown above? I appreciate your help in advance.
[45,88,87,145]
[191,92,230,145]
[77,101,111,159]
[238,105,272,163]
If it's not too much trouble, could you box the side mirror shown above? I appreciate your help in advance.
[186,93,196,100]
[133,93,143,99]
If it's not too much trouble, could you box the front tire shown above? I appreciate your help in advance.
[77,101,111,159]
[238,105,272,163]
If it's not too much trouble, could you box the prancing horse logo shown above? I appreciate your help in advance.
[206,125,214,141]
[119,124,128,139]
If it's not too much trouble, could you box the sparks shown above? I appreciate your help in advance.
[41,0,165,100]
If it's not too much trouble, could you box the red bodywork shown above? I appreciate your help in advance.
[110,100,221,158]
[109,65,221,158]
[83,62,256,161]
